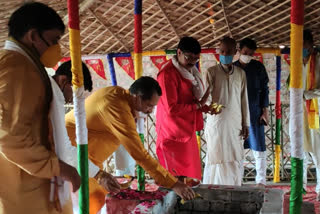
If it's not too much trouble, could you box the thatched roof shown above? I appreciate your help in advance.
[1,0,320,56]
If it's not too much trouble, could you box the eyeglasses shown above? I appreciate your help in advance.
[183,52,200,63]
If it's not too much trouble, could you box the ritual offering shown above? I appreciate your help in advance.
[210,102,224,112]
[180,193,203,204]
[118,175,134,190]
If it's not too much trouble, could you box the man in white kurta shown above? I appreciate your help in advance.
[300,30,320,200]
[203,37,250,186]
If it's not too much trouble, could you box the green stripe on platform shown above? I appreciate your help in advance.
[78,144,89,214]
[290,157,303,214]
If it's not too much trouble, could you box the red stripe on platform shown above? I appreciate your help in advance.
[291,0,304,25]
[134,15,142,53]
[68,0,80,30]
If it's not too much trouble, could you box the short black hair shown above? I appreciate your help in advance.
[8,2,65,40]
[303,29,313,44]
[240,38,257,50]
[55,60,93,92]
[220,37,237,48]
[129,76,162,100]
[177,37,201,54]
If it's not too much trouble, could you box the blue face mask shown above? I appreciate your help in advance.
[303,48,309,58]
[219,55,233,65]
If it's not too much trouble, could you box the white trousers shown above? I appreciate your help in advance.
[203,159,243,186]
[241,150,266,185]
[303,152,320,193]
[253,150,267,185]
[113,145,136,176]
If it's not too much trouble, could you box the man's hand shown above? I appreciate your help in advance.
[172,181,196,201]
[59,160,81,192]
[95,170,120,193]
[260,107,269,125]
[200,104,223,115]
[240,126,249,140]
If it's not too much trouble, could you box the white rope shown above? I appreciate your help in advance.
[137,112,147,134]
[289,88,304,159]
[74,86,88,145]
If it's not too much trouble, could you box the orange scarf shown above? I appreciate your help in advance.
[306,53,319,129]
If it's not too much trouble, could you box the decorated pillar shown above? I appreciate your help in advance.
[134,0,145,191]
[289,0,304,213]
[274,54,282,183]
[68,0,89,213]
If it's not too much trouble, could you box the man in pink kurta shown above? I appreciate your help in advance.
[156,37,208,180]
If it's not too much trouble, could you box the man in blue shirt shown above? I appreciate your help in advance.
[234,38,269,186]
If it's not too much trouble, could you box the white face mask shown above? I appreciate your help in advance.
[240,55,253,64]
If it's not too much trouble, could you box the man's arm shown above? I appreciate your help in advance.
[0,63,60,178]
[260,64,270,124]
[241,71,250,139]
[108,105,178,188]
[260,64,270,108]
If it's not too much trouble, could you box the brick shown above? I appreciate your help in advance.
[240,202,259,214]
[210,200,225,212]
[248,191,264,203]
[231,191,250,202]
[178,200,193,211]
[192,200,210,212]
[224,201,241,213]
[207,189,232,201]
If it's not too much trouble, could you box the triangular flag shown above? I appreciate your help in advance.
[150,56,168,70]
[85,59,106,80]
[115,57,135,79]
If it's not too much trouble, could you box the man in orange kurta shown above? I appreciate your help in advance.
[65,77,196,211]
[0,3,79,214]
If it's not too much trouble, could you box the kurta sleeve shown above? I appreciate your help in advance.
[260,64,269,108]
[108,104,178,188]
[0,63,60,178]
[241,71,250,127]
[157,69,197,115]
[203,68,214,105]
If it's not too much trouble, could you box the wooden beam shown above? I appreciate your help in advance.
[171,0,208,27]
[262,13,320,46]
[201,0,288,46]
[105,1,135,29]
[181,0,260,42]
[145,1,222,50]
[257,4,320,44]
[154,0,248,49]
[220,0,232,37]
[238,0,320,43]
[87,9,129,51]
[89,29,115,54]
[200,0,280,43]
[176,0,221,31]
[227,0,289,37]
[155,0,180,39]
